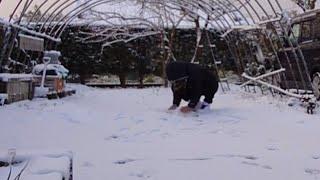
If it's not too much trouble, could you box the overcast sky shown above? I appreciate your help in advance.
[0,0,75,19]
[0,0,42,18]
[0,0,318,20]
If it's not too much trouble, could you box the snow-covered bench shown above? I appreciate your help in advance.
[0,73,34,104]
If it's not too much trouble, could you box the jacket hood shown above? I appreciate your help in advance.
[166,62,188,81]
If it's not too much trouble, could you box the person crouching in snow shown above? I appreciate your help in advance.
[166,61,219,113]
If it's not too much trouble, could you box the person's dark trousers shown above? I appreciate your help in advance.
[203,81,219,104]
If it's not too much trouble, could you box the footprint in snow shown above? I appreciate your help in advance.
[135,119,144,124]
[114,158,139,165]
[171,158,212,161]
[261,165,272,169]
[242,155,259,160]
[129,172,151,179]
[266,146,279,151]
[242,161,272,170]
[305,168,320,175]
[312,155,320,160]
[242,161,259,167]
[215,154,259,162]
[82,161,94,167]
[104,135,119,140]
[114,114,127,121]
[160,117,168,121]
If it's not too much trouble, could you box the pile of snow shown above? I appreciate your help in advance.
[32,64,69,78]
[44,51,62,64]
[0,150,72,180]
[0,18,9,26]
[44,50,61,57]
[0,84,319,180]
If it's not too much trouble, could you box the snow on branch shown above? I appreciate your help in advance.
[101,31,160,47]
[70,0,249,62]
[1,18,61,42]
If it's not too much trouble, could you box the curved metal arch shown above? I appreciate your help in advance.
[200,0,242,27]
[176,0,231,34]
[44,0,115,37]
[193,0,232,29]
[8,0,252,40]
[169,0,233,29]
[7,0,301,40]
[9,0,23,22]
[176,0,232,42]
[39,0,78,32]
[219,0,250,25]
[40,0,102,33]
[182,0,243,70]
[7,0,292,48]
[13,0,33,24]
[47,0,239,64]
[226,0,311,92]
[26,0,50,26]
[35,0,64,30]
[172,0,241,45]
[51,0,121,38]
[50,0,208,39]
[234,0,256,24]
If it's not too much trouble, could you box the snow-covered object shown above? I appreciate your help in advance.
[0,94,8,105]
[34,87,49,98]
[0,18,9,26]
[0,151,72,180]
[0,73,33,82]
[44,51,62,64]
[0,18,60,42]
[32,64,69,78]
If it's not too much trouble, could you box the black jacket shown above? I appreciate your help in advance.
[166,62,219,108]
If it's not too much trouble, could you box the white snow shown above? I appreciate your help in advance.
[0,84,319,180]
[0,73,33,82]
[0,150,72,180]
[32,64,69,77]
[18,33,44,42]
[44,50,62,57]
[34,87,50,98]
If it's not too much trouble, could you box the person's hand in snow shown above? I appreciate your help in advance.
[168,104,178,111]
[180,106,194,113]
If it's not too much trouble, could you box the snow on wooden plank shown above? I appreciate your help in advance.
[0,73,33,82]
[2,21,61,42]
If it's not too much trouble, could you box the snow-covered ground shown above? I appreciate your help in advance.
[0,84,319,180]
